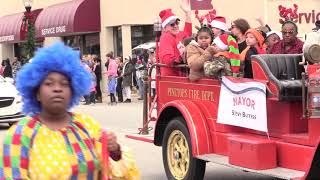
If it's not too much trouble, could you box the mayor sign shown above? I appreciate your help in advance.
[217,76,268,132]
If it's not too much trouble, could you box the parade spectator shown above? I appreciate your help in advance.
[230,18,251,53]
[158,0,192,76]
[270,21,304,54]
[0,42,132,179]
[106,55,118,105]
[11,57,21,79]
[265,31,282,53]
[93,56,102,103]
[105,52,114,97]
[89,68,97,105]
[116,57,124,102]
[122,56,134,103]
[0,60,4,76]
[142,49,149,66]
[186,26,216,81]
[135,58,145,100]
[211,16,241,77]
[83,63,96,105]
[80,58,91,105]
[1,58,12,78]
[148,49,157,97]
[105,51,114,71]
[241,29,266,78]
[87,54,93,67]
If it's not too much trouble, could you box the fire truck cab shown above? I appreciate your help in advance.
[127,44,320,179]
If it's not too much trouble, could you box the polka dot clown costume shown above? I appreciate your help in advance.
[0,43,139,179]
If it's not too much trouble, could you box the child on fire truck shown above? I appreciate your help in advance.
[186,26,240,81]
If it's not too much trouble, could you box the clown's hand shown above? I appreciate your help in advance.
[107,131,120,152]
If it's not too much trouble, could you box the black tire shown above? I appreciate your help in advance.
[162,117,206,180]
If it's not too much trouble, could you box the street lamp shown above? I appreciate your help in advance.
[22,0,35,60]
[23,0,32,12]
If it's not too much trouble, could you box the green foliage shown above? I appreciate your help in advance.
[22,20,35,60]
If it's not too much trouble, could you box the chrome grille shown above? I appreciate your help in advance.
[0,97,14,108]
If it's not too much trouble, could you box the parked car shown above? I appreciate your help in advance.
[0,76,24,126]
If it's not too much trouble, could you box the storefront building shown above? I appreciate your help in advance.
[0,0,319,86]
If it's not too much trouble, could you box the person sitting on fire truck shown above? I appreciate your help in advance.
[158,0,192,76]
[186,26,216,81]
[270,20,304,54]
[240,28,266,78]
[210,16,241,77]
[265,31,282,53]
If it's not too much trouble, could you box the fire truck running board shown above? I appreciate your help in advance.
[196,154,305,179]
[126,133,154,143]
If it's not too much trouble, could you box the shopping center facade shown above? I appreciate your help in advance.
[0,0,319,66]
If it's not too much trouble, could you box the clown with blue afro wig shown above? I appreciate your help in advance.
[16,42,92,115]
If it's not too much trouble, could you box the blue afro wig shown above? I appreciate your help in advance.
[16,42,92,115]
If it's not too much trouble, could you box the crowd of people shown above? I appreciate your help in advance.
[79,49,156,105]
[157,4,320,81]
[0,49,156,106]
[0,57,22,79]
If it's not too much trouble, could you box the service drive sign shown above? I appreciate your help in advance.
[217,76,268,132]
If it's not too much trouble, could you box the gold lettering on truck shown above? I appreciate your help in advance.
[167,88,214,102]
[168,88,188,98]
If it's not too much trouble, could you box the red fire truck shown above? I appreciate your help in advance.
[127,45,320,179]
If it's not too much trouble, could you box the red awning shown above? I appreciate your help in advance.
[35,0,100,38]
[0,9,42,44]
[0,13,24,43]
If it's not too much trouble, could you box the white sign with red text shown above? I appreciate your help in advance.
[217,76,268,132]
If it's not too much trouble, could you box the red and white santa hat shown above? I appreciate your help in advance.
[213,34,229,51]
[210,16,228,31]
[159,9,179,28]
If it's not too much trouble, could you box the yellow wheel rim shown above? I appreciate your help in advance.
[167,130,190,180]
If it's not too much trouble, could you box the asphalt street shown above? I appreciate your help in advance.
[0,99,277,180]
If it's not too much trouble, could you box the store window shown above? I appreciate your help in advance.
[64,35,83,53]
[131,25,154,60]
[131,25,154,49]
[85,33,100,56]
[63,33,100,57]
[113,26,122,57]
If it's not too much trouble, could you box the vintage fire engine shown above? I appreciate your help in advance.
[127,43,320,179]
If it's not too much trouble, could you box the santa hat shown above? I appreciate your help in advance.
[210,16,228,31]
[159,9,179,28]
[213,34,229,51]
[266,31,283,40]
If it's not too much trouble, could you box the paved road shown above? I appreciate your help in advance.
[0,99,278,180]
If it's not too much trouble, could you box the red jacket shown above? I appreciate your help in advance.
[269,38,304,54]
[159,22,192,76]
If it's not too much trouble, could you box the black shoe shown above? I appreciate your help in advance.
[137,97,143,100]
[111,101,117,106]
[124,99,131,103]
